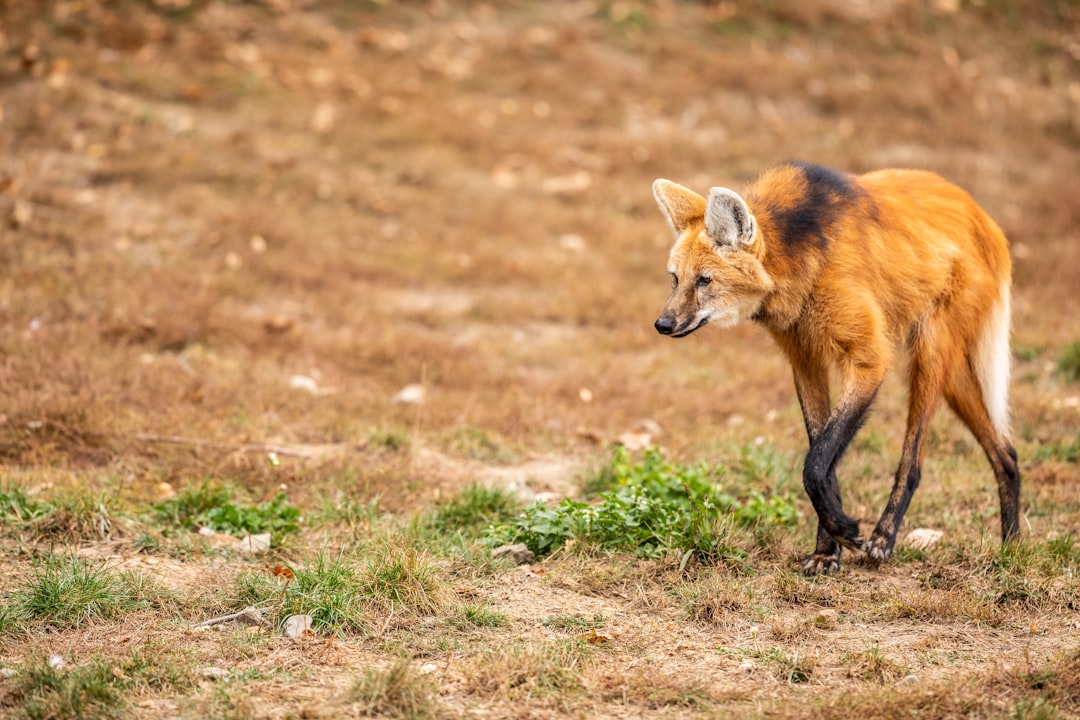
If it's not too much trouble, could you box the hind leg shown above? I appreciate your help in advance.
[865,344,944,562]
[945,367,1021,540]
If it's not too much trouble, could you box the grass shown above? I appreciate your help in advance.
[452,603,509,629]
[0,485,120,543]
[464,639,591,702]
[12,656,128,720]
[350,658,438,720]
[6,647,196,720]
[274,550,368,635]
[485,446,797,561]
[2,0,1080,718]
[429,483,522,538]
[154,483,301,539]
[1057,340,1080,382]
[11,556,146,631]
[222,539,447,635]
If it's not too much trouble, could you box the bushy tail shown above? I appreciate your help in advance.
[974,281,1012,439]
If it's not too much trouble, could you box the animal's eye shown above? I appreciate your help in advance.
[696,276,712,288]
[671,273,678,288]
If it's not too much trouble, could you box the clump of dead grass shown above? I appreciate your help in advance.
[589,667,725,710]
[844,646,910,684]
[462,638,591,703]
[349,658,440,720]
[675,570,758,626]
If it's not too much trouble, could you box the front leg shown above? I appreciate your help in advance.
[789,355,849,575]
[799,379,883,572]
[802,519,841,575]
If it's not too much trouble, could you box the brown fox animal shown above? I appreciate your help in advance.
[652,161,1020,575]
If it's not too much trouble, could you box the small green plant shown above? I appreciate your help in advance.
[542,613,605,632]
[1033,431,1080,464]
[350,658,437,719]
[430,484,522,537]
[0,485,51,524]
[368,427,410,452]
[196,493,300,537]
[443,426,517,463]
[452,603,508,629]
[16,556,143,630]
[1058,340,1080,382]
[153,481,232,527]
[485,447,797,560]
[314,492,381,529]
[31,491,117,542]
[762,647,815,684]
[155,483,300,539]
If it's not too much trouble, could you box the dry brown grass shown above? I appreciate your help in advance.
[2,0,1080,718]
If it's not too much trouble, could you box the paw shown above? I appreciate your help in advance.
[863,535,893,563]
[838,534,866,554]
[801,552,841,576]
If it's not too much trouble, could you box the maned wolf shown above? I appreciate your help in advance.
[652,161,1020,575]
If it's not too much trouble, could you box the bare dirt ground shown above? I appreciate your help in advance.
[2,1,1080,718]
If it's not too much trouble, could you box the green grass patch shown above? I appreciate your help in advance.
[430,483,522,538]
[7,646,196,720]
[358,542,444,614]
[226,539,447,636]
[1058,340,1080,382]
[154,482,300,539]
[0,485,120,543]
[279,550,367,635]
[1033,431,1080,464]
[13,556,147,630]
[486,447,798,560]
[452,603,508,629]
[542,613,605,632]
[31,491,119,543]
[0,485,52,524]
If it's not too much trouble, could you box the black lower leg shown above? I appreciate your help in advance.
[868,425,926,561]
[802,391,877,552]
[998,443,1021,540]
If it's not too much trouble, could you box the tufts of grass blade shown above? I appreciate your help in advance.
[350,657,438,720]
[281,550,368,636]
[358,541,445,615]
[15,556,144,630]
[430,483,522,538]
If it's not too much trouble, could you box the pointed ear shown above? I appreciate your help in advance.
[705,187,756,248]
[653,179,706,236]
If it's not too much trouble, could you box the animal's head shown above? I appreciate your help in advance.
[652,179,774,337]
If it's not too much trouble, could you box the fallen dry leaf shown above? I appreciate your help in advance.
[269,564,295,580]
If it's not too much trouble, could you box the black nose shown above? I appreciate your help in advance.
[654,315,675,335]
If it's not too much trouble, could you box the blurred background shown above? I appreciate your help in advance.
[1,0,1078,506]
